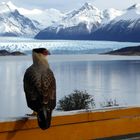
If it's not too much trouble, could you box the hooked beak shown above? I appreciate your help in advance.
[47,51,51,55]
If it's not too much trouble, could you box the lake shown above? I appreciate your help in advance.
[0,54,140,118]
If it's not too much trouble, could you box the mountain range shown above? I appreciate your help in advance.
[0,1,140,42]
[92,4,140,42]
[0,2,40,37]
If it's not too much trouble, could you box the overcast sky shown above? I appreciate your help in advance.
[2,0,140,11]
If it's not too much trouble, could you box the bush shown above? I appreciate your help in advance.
[57,90,95,111]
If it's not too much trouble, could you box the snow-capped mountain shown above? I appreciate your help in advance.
[102,8,124,23]
[6,1,65,28]
[0,2,40,37]
[0,1,140,42]
[92,4,140,42]
[58,2,102,31]
[25,9,65,28]
[35,2,123,40]
[35,2,140,42]
[35,2,103,39]
[116,4,140,21]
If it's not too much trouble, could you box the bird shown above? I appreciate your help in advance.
[23,48,56,130]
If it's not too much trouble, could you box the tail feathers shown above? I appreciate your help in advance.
[37,107,52,130]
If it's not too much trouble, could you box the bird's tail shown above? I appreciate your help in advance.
[37,106,52,130]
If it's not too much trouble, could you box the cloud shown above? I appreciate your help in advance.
[92,0,140,10]
[1,0,140,11]
[1,0,94,11]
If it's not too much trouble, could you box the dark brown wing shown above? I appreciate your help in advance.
[23,66,42,111]
[41,68,56,110]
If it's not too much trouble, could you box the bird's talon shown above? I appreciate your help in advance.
[26,111,37,116]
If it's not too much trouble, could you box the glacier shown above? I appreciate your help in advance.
[0,37,140,54]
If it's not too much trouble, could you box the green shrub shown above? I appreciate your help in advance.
[57,90,95,111]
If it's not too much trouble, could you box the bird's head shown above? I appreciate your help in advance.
[32,48,50,67]
[33,48,51,56]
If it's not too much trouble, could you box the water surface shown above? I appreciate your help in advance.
[0,55,140,118]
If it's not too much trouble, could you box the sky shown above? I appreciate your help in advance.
[1,0,140,11]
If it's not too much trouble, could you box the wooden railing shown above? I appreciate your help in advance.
[1,107,140,140]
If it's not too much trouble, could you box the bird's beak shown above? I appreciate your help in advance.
[47,51,51,55]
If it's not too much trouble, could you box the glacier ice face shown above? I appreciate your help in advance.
[0,38,140,54]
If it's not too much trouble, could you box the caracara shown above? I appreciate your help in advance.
[23,48,56,130]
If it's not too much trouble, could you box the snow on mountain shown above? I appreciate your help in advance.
[102,8,124,23]
[0,2,40,37]
[35,2,105,39]
[127,3,140,11]
[0,2,14,13]
[0,1,140,42]
[17,8,65,28]
[35,2,140,42]
[35,2,125,40]
[101,3,140,29]
[5,1,42,15]
[0,1,125,39]
[53,2,102,32]
[92,3,140,42]
[6,1,65,28]
[114,4,140,21]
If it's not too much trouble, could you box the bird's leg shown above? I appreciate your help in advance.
[32,111,37,116]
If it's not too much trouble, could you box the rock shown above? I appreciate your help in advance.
[0,50,10,56]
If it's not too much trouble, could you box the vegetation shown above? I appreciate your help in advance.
[57,90,120,111]
[57,90,95,111]
[100,99,119,108]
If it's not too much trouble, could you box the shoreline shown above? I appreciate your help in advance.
[0,54,140,62]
